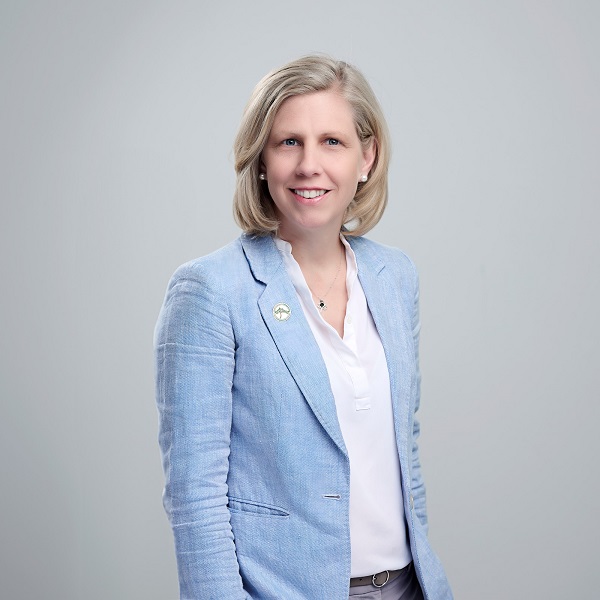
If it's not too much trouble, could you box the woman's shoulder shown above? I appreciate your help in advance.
[170,237,247,285]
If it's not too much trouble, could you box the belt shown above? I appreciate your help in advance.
[349,564,409,588]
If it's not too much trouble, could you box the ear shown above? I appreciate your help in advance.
[259,157,267,175]
[361,138,376,176]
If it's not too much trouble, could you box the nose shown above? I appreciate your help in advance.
[295,143,322,177]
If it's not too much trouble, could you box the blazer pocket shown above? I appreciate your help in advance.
[227,496,289,518]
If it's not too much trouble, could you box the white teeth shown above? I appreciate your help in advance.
[294,189,327,199]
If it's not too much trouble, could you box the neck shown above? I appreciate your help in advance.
[277,226,345,269]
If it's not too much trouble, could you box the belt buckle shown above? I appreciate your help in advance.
[372,570,390,588]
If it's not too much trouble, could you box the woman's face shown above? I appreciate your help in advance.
[261,89,375,240]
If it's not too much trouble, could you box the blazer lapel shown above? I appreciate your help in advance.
[348,237,414,464]
[240,234,348,457]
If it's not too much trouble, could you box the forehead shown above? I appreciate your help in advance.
[270,89,356,133]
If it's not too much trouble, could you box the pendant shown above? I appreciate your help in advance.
[317,299,327,311]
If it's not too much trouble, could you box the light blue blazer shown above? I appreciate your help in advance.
[155,233,453,600]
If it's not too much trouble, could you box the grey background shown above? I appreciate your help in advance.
[1,1,598,598]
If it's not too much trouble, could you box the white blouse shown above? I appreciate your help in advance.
[274,236,412,577]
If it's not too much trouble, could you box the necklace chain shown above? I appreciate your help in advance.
[307,249,344,312]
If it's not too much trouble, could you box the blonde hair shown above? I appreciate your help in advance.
[233,55,390,237]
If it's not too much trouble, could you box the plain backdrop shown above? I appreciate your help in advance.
[1,1,598,599]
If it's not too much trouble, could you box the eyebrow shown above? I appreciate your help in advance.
[270,130,348,139]
[270,131,302,139]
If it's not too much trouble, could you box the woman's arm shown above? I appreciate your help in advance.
[155,264,247,600]
[409,267,429,533]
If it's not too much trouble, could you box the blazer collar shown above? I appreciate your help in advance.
[239,233,284,284]
[346,235,386,275]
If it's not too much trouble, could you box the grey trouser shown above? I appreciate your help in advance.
[348,562,424,600]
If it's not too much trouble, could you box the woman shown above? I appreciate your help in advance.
[155,55,453,600]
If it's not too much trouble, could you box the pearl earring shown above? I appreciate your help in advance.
[360,174,368,183]
[259,173,266,180]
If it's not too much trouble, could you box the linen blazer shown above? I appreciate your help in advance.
[155,233,453,600]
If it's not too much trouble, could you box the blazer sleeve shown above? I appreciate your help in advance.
[409,265,429,533]
[154,264,248,600]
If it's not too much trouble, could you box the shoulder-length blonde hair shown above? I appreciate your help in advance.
[233,55,390,237]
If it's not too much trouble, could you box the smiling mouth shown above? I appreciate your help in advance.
[292,189,329,199]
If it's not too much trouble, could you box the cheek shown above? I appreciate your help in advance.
[264,158,290,183]
[338,162,361,187]
[266,179,287,205]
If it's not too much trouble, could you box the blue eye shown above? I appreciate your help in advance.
[283,139,298,146]
[326,138,340,146]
